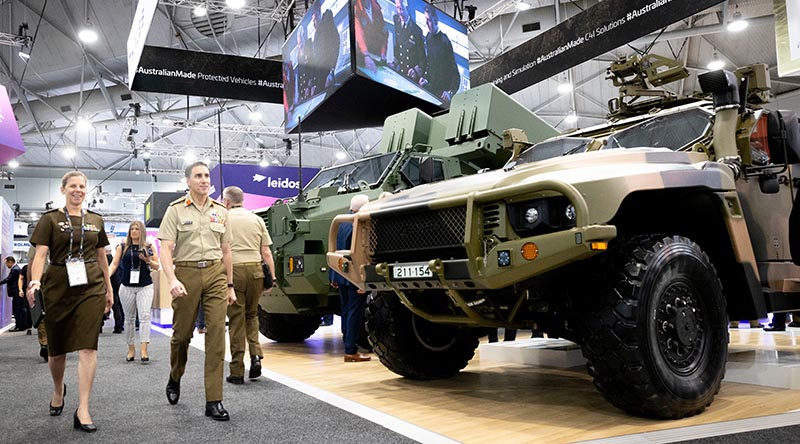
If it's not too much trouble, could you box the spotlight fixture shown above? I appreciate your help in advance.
[557,82,573,94]
[707,52,725,71]
[335,151,347,160]
[271,159,280,165]
[564,111,578,124]
[516,1,531,11]
[78,23,98,43]
[8,160,19,168]
[76,116,92,131]
[18,48,30,62]
[259,158,269,167]
[727,10,748,32]
[64,147,76,159]
[142,151,152,159]
[226,0,246,10]
[249,111,262,121]
[465,5,477,21]
[184,152,195,163]
[44,201,53,210]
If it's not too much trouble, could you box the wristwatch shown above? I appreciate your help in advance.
[227,283,234,288]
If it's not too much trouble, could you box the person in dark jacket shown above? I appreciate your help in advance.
[419,4,460,105]
[2,256,27,332]
[329,195,371,362]
[391,0,426,81]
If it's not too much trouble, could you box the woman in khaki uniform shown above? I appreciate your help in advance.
[27,171,113,433]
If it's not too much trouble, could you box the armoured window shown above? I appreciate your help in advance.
[606,108,711,151]
[513,137,593,167]
[401,156,445,186]
[304,153,398,191]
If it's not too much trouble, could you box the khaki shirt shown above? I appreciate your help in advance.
[157,195,230,261]
[228,206,272,264]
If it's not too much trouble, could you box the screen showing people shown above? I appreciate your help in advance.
[353,0,469,107]
[283,0,352,132]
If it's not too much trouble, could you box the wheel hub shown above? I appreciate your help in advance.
[656,283,704,373]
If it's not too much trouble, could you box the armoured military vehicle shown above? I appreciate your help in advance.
[257,84,558,342]
[327,55,800,418]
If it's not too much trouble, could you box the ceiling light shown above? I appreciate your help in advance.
[78,25,98,44]
[30,212,38,219]
[516,1,531,10]
[335,151,347,160]
[565,112,578,124]
[18,49,30,62]
[727,11,748,32]
[76,117,92,131]
[203,157,212,165]
[143,141,154,148]
[557,82,573,94]
[259,158,269,167]
[162,118,174,125]
[707,52,725,71]
[193,5,208,16]
[8,160,19,168]
[254,136,264,144]
[271,159,280,165]
[64,147,76,159]
[226,0,246,10]
[184,152,195,163]
[135,170,141,175]
[249,111,262,121]
[142,151,152,159]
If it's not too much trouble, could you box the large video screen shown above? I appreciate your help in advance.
[352,0,469,107]
[283,0,353,132]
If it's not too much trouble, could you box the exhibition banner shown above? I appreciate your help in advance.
[471,0,725,94]
[131,46,283,103]
[126,0,158,89]
[0,84,26,165]
[775,0,800,77]
[210,164,320,210]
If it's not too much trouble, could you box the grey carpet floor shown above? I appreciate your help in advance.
[0,324,419,444]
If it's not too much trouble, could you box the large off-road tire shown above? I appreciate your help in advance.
[366,292,479,379]
[258,306,320,342]
[580,235,728,419]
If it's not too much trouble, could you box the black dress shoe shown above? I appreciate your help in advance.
[249,355,262,379]
[205,401,230,421]
[9,327,21,332]
[40,345,49,362]
[112,327,123,334]
[226,375,244,385]
[49,383,66,416]
[73,409,97,433]
[764,326,786,332]
[166,378,180,405]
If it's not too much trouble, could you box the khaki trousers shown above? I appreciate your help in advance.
[171,261,227,401]
[227,262,265,377]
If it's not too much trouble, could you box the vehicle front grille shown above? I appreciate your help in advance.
[369,206,468,263]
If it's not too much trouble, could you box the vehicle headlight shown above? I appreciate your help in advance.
[507,196,577,236]
[524,207,539,224]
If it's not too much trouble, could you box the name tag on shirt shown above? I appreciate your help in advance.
[129,269,140,284]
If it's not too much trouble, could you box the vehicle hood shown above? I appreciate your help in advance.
[360,148,735,224]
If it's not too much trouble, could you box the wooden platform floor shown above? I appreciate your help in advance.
[255,324,800,444]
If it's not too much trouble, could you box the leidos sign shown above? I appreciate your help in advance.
[267,177,301,189]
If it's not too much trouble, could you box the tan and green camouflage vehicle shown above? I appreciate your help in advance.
[327,59,800,418]
[258,83,557,342]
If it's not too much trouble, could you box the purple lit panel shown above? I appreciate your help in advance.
[0,85,25,165]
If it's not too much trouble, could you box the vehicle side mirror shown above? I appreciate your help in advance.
[759,173,779,194]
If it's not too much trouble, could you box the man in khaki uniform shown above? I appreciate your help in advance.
[222,186,276,384]
[158,162,236,421]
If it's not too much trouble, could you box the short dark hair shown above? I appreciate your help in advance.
[5,256,15,263]
[424,4,437,21]
[184,161,209,178]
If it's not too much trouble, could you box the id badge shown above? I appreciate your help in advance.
[66,258,89,287]
[129,269,141,284]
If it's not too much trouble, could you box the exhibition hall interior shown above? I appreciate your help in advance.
[1,0,800,442]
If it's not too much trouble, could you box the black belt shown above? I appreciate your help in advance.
[51,259,97,266]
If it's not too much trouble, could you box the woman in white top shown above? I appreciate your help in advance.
[109,220,159,362]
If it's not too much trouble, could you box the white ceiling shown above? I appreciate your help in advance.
[0,0,798,188]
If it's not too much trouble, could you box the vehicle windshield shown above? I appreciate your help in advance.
[304,153,397,191]
[606,108,711,150]
[513,137,594,167]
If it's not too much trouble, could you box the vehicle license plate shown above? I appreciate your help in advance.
[393,264,433,279]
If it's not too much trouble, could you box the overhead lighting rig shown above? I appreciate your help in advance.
[158,0,296,21]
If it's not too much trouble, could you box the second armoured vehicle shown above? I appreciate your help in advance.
[327,57,800,418]
[258,84,557,342]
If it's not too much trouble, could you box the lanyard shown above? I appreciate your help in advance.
[63,207,86,260]
[129,243,145,271]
